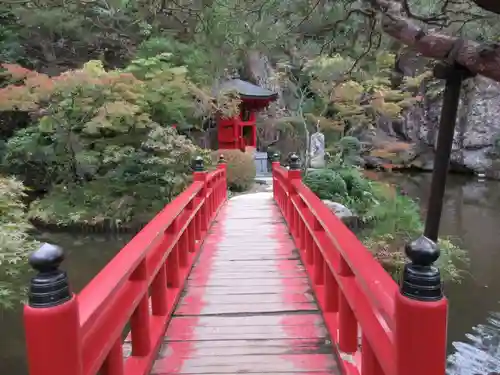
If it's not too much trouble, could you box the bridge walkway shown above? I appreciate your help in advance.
[150,192,341,375]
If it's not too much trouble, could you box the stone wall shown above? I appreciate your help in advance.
[362,75,500,179]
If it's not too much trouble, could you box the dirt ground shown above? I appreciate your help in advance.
[230,181,273,198]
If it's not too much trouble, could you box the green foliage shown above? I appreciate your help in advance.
[291,52,428,144]
[137,37,217,86]
[304,166,467,283]
[303,169,348,202]
[361,183,468,283]
[0,59,218,227]
[28,126,211,227]
[212,150,256,192]
[0,176,38,309]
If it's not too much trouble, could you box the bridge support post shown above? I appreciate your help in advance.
[395,62,474,375]
[24,243,83,375]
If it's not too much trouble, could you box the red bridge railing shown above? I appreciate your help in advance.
[272,155,448,375]
[24,156,227,375]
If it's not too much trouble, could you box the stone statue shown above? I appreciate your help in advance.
[309,132,326,168]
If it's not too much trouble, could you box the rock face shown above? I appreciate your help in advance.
[362,76,500,178]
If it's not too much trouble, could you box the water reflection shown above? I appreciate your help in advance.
[447,312,500,374]
[385,173,500,375]
[0,232,131,375]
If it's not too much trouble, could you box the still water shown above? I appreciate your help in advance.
[385,173,500,375]
[0,173,499,374]
[0,233,132,374]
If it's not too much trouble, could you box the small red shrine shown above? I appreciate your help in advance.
[216,79,278,151]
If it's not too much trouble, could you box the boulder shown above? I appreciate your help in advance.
[322,200,362,233]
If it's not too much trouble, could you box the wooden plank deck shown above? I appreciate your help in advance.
[150,192,341,375]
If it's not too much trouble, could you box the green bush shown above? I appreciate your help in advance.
[0,176,38,308]
[304,167,374,214]
[362,184,468,283]
[303,169,347,201]
[213,149,255,192]
[304,165,468,283]
[27,126,212,227]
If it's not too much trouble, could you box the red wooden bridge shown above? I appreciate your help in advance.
[23,155,448,375]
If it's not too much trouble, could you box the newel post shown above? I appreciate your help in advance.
[192,156,209,232]
[217,154,227,203]
[287,153,301,235]
[24,243,83,375]
[395,63,474,375]
[271,152,280,200]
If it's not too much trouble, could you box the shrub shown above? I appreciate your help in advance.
[0,176,38,308]
[303,169,347,201]
[360,181,467,283]
[212,149,255,192]
[304,167,375,215]
[27,127,212,227]
[304,165,468,283]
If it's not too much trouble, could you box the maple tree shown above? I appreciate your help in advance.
[0,57,238,227]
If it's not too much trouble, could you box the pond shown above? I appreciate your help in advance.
[0,173,499,374]
[0,232,132,374]
[382,172,500,375]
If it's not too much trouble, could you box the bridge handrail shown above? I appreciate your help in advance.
[291,179,397,324]
[23,160,227,375]
[271,161,448,375]
[78,180,203,331]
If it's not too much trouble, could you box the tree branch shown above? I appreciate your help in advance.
[371,0,500,82]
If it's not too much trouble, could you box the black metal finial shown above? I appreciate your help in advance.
[289,153,300,170]
[28,243,71,308]
[192,156,205,172]
[400,235,442,301]
[218,154,226,164]
[272,152,280,162]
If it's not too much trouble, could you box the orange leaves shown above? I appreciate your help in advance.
[0,63,149,120]
[1,63,33,80]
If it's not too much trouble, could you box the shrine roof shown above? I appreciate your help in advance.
[215,79,278,101]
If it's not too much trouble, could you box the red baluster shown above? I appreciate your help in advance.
[324,269,338,312]
[101,339,125,375]
[130,261,151,356]
[178,232,188,268]
[313,243,324,285]
[338,257,357,353]
[151,263,168,316]
[299,221,306,252]
[195,205,202,240]
[305,230,314,265]
[188,220,196,253]
[166,244,180,289]
[361,335,383,375]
